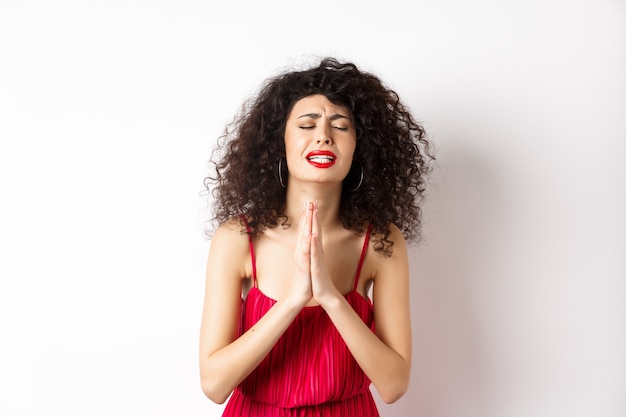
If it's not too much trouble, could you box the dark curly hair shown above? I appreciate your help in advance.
[204,57,434,255]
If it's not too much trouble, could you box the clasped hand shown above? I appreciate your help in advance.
[291,201,339,308]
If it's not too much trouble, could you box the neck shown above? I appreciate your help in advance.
[284,181,343,229]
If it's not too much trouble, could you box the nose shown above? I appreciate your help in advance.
[315,124,332,145]
[316,137,330,145]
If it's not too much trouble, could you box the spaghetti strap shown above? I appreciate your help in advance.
[239,215,257,286]
[353,224,373,292]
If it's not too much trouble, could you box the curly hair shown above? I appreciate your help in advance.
[204,57,434,255]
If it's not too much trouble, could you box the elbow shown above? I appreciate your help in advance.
[200,376,231,404]
[377,372,410,404]
[379,383,408,404]
[379,388,406,404]
[200,355,237,404]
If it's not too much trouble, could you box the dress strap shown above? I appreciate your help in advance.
[239,215,257,286]
[353,224,373,291]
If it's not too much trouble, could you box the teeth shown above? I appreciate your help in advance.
[308,156,334,163]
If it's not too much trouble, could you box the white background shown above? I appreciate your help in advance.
[1,1,624,416]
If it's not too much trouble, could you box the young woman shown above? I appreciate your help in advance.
[200,58,433,416]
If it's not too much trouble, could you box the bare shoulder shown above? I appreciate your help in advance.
[207,218,253,281]
[212,217,246,242]
[369,224,408,272]
[355,223,409,297]
[385,223,408,252]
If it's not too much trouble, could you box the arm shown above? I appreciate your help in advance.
[199,215,313,403]
[311,218,412,403]
[199,222,305,403]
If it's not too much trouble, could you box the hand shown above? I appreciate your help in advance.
[289,202,314,307]
[310,201,341,306]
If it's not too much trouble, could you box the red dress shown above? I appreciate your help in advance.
[221,222,379,417]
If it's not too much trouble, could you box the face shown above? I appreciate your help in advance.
[283,94,356,187]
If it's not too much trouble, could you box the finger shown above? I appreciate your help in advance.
[304,201,313,254]
[310,202,323,272]
[295,202,313,265]
[305,201,313,237]
[310,231,318,274]
[295,202,312,252]
[312,200,322,243]
[294,202,307,254]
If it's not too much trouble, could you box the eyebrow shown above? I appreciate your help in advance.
[297,113,351,121]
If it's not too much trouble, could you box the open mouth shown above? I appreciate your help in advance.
[308,155,334,163]
[306,151,336,168]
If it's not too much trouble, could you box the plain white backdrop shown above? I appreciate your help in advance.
[0,1,624,416]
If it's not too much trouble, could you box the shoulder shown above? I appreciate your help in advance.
[385,223,406,245]
[208,218,253,278]
[213,217,246,236]
[371,223,408,259]
[368,223,409,278]
[211,217,250,249]
[211,217,248,244]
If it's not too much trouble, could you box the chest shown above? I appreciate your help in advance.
[251,230,367,300]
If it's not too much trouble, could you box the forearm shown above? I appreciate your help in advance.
[322,296,411,404]
[200,296,304,403]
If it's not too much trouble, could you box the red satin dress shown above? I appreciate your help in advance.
[221,222,379,417]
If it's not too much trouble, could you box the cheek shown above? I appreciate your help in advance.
[283,137,305,167]
[345,142,357,162]
[283,135,299,156]
[283,129,297,156]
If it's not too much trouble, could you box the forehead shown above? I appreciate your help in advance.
[288,94,350,117]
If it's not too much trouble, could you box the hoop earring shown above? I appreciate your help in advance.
[278,158,287,188]
[349,165,364,192]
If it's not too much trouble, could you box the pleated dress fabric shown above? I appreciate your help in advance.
[221,221,379,417]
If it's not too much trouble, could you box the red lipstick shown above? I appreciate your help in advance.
[306,150,337,168]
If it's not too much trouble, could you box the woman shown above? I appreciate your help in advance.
[200,58,433,416]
